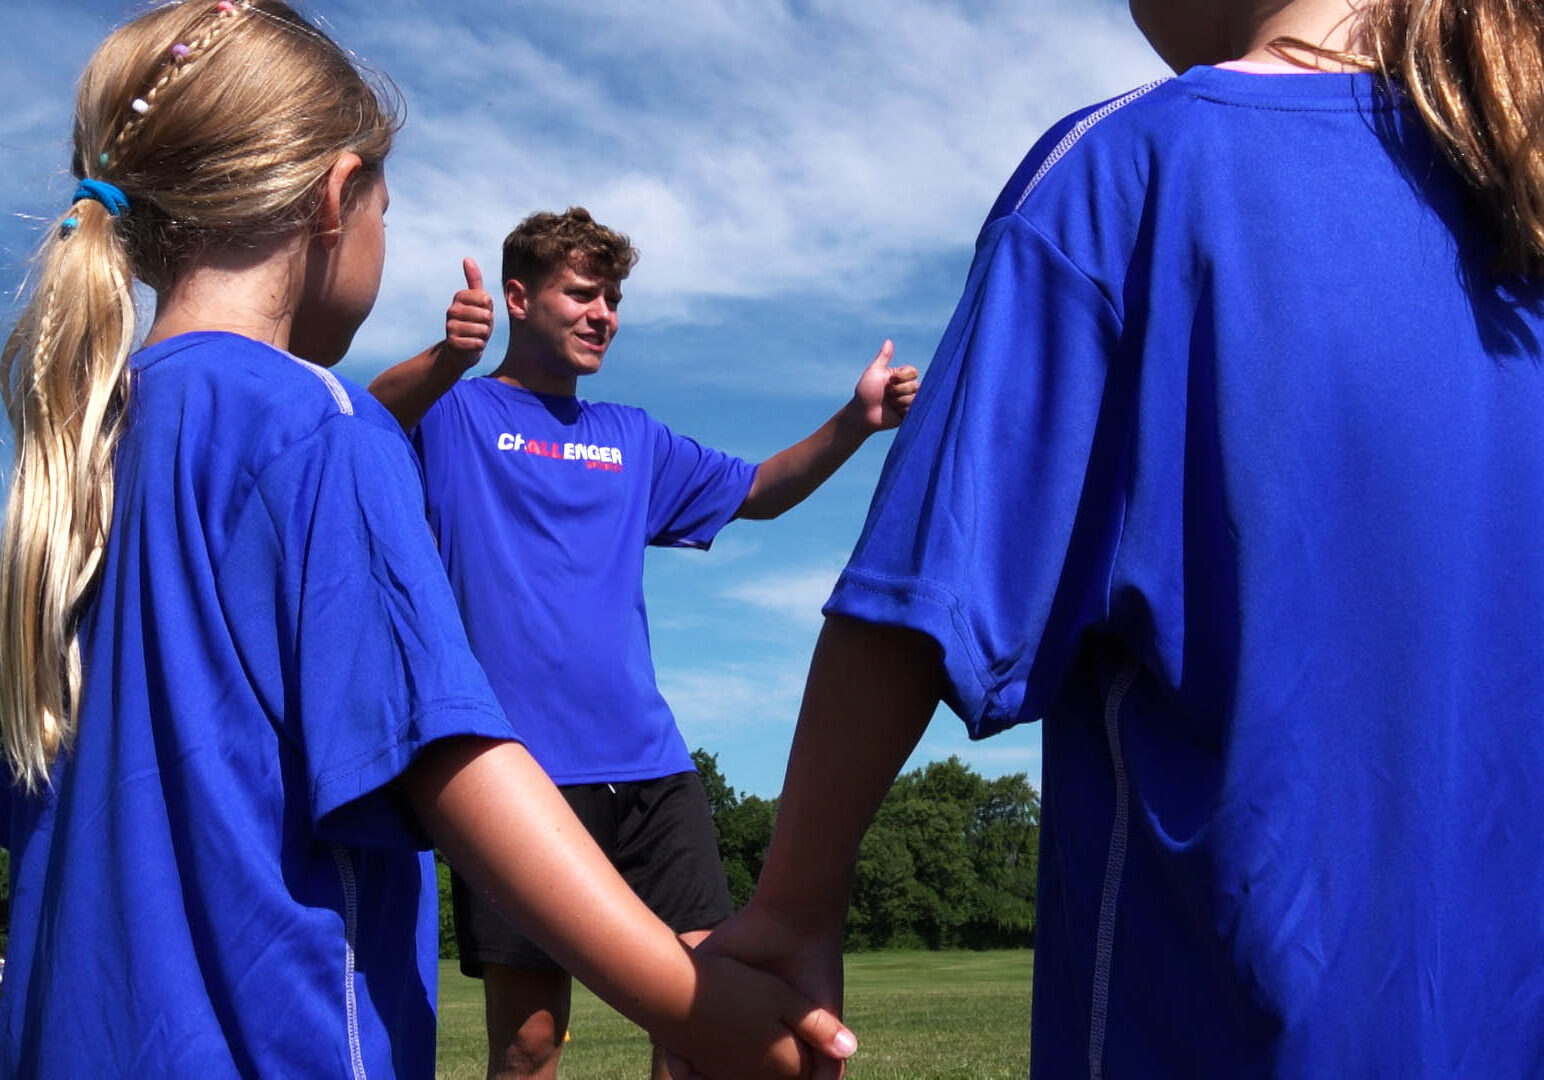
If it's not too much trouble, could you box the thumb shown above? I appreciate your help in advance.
[785,1001,857,1065]
[868,339,895,373]
[463,257,484,293]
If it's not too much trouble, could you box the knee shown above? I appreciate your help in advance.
[489,1014,564,1079]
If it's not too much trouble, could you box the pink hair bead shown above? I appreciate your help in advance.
[171,43,191,58]
[215,1,236,12]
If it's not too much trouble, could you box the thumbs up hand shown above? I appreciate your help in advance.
[445,257,495,369]
[851,340,920,433]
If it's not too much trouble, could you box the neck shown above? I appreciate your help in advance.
[491,343,579,398]
[1238,0,1363,68]
[144,233,304,354]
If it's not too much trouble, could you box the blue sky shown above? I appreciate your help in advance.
[0,0,1166,797]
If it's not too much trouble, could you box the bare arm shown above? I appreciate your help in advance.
[737,342,919,520]
[367,258,493,430]
[401,737,856,1079]
[695,616,944,1052]
[758,616,942,936]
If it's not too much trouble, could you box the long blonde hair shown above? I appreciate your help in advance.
[1278,0,1544,274]
[0,0,399,792]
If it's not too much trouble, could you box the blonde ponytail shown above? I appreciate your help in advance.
[0,198,135,791]
[0,0,398,791]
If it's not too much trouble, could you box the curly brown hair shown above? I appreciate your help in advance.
[501,207,639,289]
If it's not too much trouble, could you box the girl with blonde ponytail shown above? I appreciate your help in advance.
[700,1,1544,1077]
[0,4,854,1077]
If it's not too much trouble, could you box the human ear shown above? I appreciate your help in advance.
[315,152,364,251]
[505,277,529,321]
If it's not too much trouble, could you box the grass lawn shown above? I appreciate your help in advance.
[436,949,1032,1079]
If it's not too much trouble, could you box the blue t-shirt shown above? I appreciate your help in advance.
[827,68,1544,1077]
[412,379,755,784]
[1,333,514,1078]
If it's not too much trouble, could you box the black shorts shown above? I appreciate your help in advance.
[450,769,733,977]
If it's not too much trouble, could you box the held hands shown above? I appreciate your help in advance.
[661,942,855,1080]
[849,340,920,433]
[443,257,495,369]
[666,905,850,1080]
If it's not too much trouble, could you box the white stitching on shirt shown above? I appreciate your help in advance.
[1088,661,1141,1080]
[288,354,355,417]
[331,846,369,1080]
[1013,81,1169,213]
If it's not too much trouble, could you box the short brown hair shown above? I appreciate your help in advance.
[501,207,638,289]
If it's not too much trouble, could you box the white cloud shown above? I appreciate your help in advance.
[722,563,842,629]
[2,1,1164,369]
[332,0,1165,354]
[661,661,809,741]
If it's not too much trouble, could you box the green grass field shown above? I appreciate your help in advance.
[435,949,1032,1079]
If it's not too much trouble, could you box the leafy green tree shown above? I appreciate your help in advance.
[694,748,1039,952]
[434,850,457,959]
[691,749,775,908]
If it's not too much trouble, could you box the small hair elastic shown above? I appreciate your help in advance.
[215,1,236,12]
[97,152,110,168]
[59,217,80,238]
[171,43,191,58]
[73,178,130,217]
[130,98,150,115]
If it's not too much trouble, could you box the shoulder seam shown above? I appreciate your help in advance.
[285,354,355,417]
[1012,79,1171,213]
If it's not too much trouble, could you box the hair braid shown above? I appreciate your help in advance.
[102,1,249,171]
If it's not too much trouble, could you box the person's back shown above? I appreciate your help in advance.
[707,1,1544,1077]
[2,333,474,1076]
[932,63,1544,1077]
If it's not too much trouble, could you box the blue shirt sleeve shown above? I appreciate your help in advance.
[221,413,514,849]
[644,416,756,549]
[825,214,1126,737]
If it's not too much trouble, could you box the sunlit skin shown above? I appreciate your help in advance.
[141,155,388,368]
[496,261,623,396]
[369,252,921,521]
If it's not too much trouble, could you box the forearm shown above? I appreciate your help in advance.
[366,343,470,431]
[738,403,868,520]
[754,616,944,933]
[404,739,700,1032]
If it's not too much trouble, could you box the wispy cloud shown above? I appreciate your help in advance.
[2,1,1163,365]
[328,0,1164,354]
[722,562,843,629]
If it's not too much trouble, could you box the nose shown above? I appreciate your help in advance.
[587,299,617,333]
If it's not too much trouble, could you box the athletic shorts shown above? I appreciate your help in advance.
[450,769,733,977]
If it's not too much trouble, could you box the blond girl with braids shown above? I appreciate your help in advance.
[0,3,856,1077]
[694,0,1544,1077]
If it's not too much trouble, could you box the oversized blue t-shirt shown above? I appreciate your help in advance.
[1,333,514,1078]
[412,379,755,785]
[828,68,1544,1077]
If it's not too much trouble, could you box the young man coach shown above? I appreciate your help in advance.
[369,207,917,1080]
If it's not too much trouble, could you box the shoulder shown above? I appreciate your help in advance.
[132,331,412,472]
[981,78,1196,236]
[986,69,1391,238]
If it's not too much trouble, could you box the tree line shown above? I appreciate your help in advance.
[0,756,1039,958]
[430,752,1039,957]
[694,750,1040,952]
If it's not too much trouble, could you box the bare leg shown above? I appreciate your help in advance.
[482,963,572,1080]
[649,930,711,1080]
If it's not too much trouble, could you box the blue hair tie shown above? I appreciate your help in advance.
[73,178,129,217]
